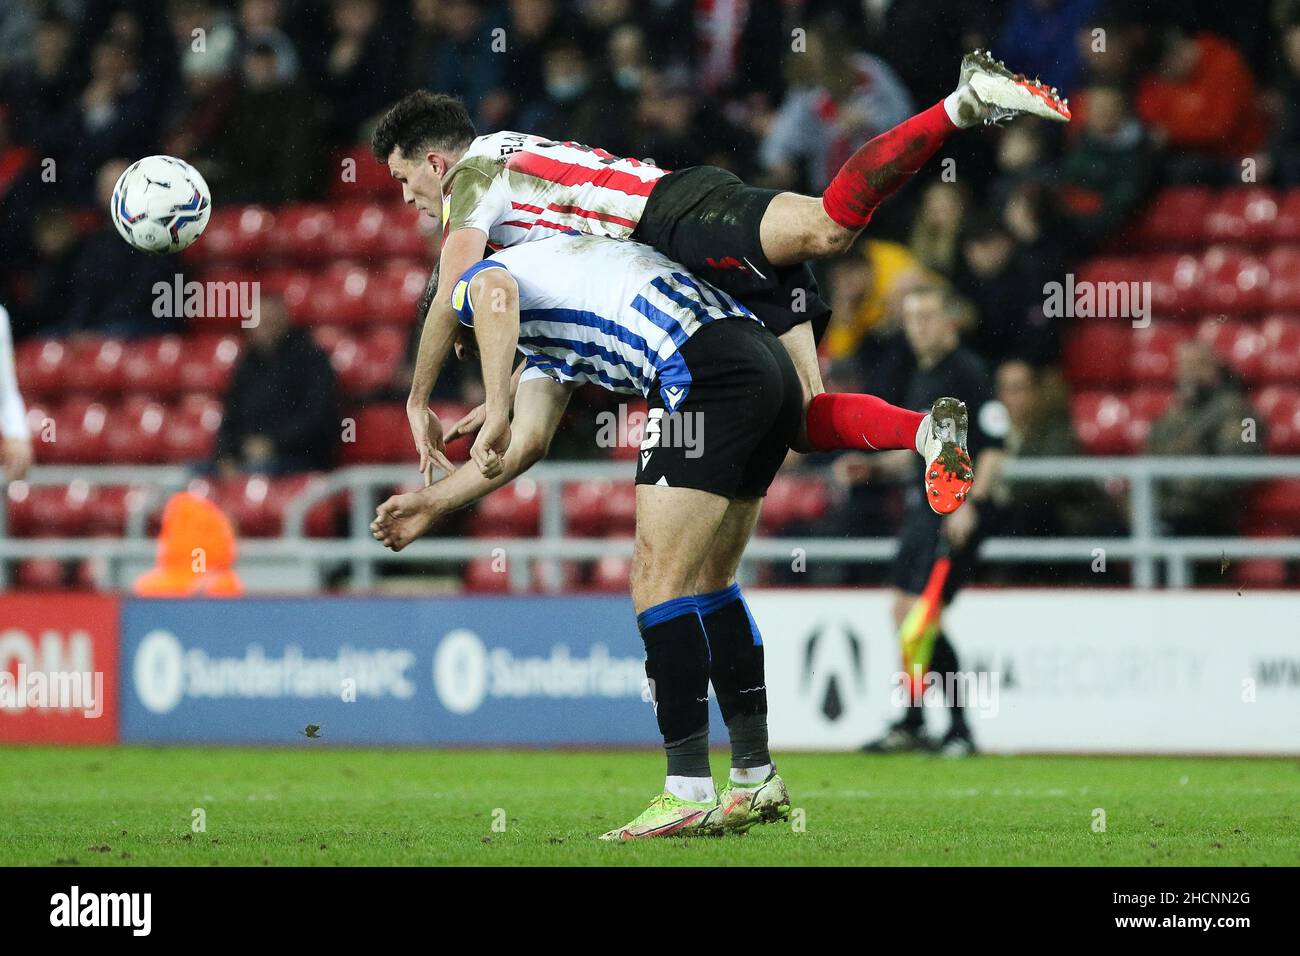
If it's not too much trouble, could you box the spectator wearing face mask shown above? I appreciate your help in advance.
[515,37,621,151]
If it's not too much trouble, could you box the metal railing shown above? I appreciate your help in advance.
[2,458,1298,591]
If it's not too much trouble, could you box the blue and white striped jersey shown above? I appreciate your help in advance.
[450,234,754,413]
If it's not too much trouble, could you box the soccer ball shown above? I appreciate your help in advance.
[110,155,212,254]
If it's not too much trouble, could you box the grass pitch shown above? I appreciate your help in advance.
[1,747,1296,866]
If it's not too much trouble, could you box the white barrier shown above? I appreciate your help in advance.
[752,590,1300,755]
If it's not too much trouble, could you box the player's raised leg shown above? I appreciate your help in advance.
[599,484,733,841]
[758,52,1070,267]
[692,498,791,833]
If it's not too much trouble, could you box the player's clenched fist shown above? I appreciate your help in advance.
[470,414,511,479]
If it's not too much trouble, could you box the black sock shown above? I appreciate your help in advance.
[930,630,968,735]
[698,584,771,770]
[637,596,711,778]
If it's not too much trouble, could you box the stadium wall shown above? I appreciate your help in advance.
[1,592,1297,754]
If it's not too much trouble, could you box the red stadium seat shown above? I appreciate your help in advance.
[563,480,637,536]
[760,475,830,533]
[267,204,336,260]
[1129,324,1187,385]
[63,338,125,393]
[121,336,185,395]
[325,202,389,259]
[14,338,70,398]
[1127,388,1175,447]
[1204,188,1279,245]
[194,205,275,261]
[103,401,166,463]
[329,145,396,200]
[1247,479,1300,534]
[213,474,342,537]
[1263,246,1300,310]
[339,402,407,463]
[464,557,511,593]
[380,203,430,258]
[1142,253,1201,314]
[1196,315,1267,382]
[1131,187,1214,248]
[1254,386,1300,453]
[1062,321,1132,386]
[588,555,631,592]
[469,478,542,537]
[15,557,69,590]
[1272,189,1300,242]
[39,399,109,463]
[178,335,241,393]
[1199,247,1269,314]
[1072,391,1136,454]
[162,396,222,463]
[1259,314,1300,383]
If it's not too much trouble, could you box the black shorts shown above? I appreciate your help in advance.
[891,494,1002,602]
[635,166,832,341]
[635,318,803,499]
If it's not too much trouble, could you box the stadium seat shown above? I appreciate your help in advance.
[14,338,70,398]
[193,205,275,261]
[1072,391,1136,455]
[1263,246,1300,310]
[1254,386,1300,453]
[1247,479,1300,534]
[64,338,125,393]
[1196,316,1267,382]
[162,395,222,463]
[1129,324,1187,385]
[39,399,109,463]
[329,145,396,199]
[266,204,336,260]
[1199,247,1269,314]
[103,400,168,464]
[563,480,637,536]
[1126,388,1175,447]
[212,474,343,538]
[1146,253,1203,314]
[121,336,185,395]
[326,202,389,259]
[1131,186,1214,248]
[178,335,242,393]
[380,203,429,258]
[587,555,631,592]
[1204,187,1279,245]
[1272,188,1300,242]
[1062,321,1132,386]
[469,478,542,537]
[463,556,511,593]
[760,475,830,533]
[338,402,406,463]
[15,557,69,590]
[1259,314,1300,383]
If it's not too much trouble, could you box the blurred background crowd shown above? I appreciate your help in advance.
[0,0,1293,587]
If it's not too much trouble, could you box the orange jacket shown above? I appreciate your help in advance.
[133,492,243,597]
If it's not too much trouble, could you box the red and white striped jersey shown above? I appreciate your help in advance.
[441,131,669,251]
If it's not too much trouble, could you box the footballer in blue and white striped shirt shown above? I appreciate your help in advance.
[372,232,801,838]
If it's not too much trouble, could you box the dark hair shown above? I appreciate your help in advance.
[371,91,476,161]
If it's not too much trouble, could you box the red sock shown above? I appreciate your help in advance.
[806,392,926,453]
[821,99,957,231]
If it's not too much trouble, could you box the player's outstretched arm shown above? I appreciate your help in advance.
[407,227,491,479]
[372,376,571,552]
[465,267,520,480]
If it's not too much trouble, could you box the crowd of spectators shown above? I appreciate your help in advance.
[0,0,1288,567]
